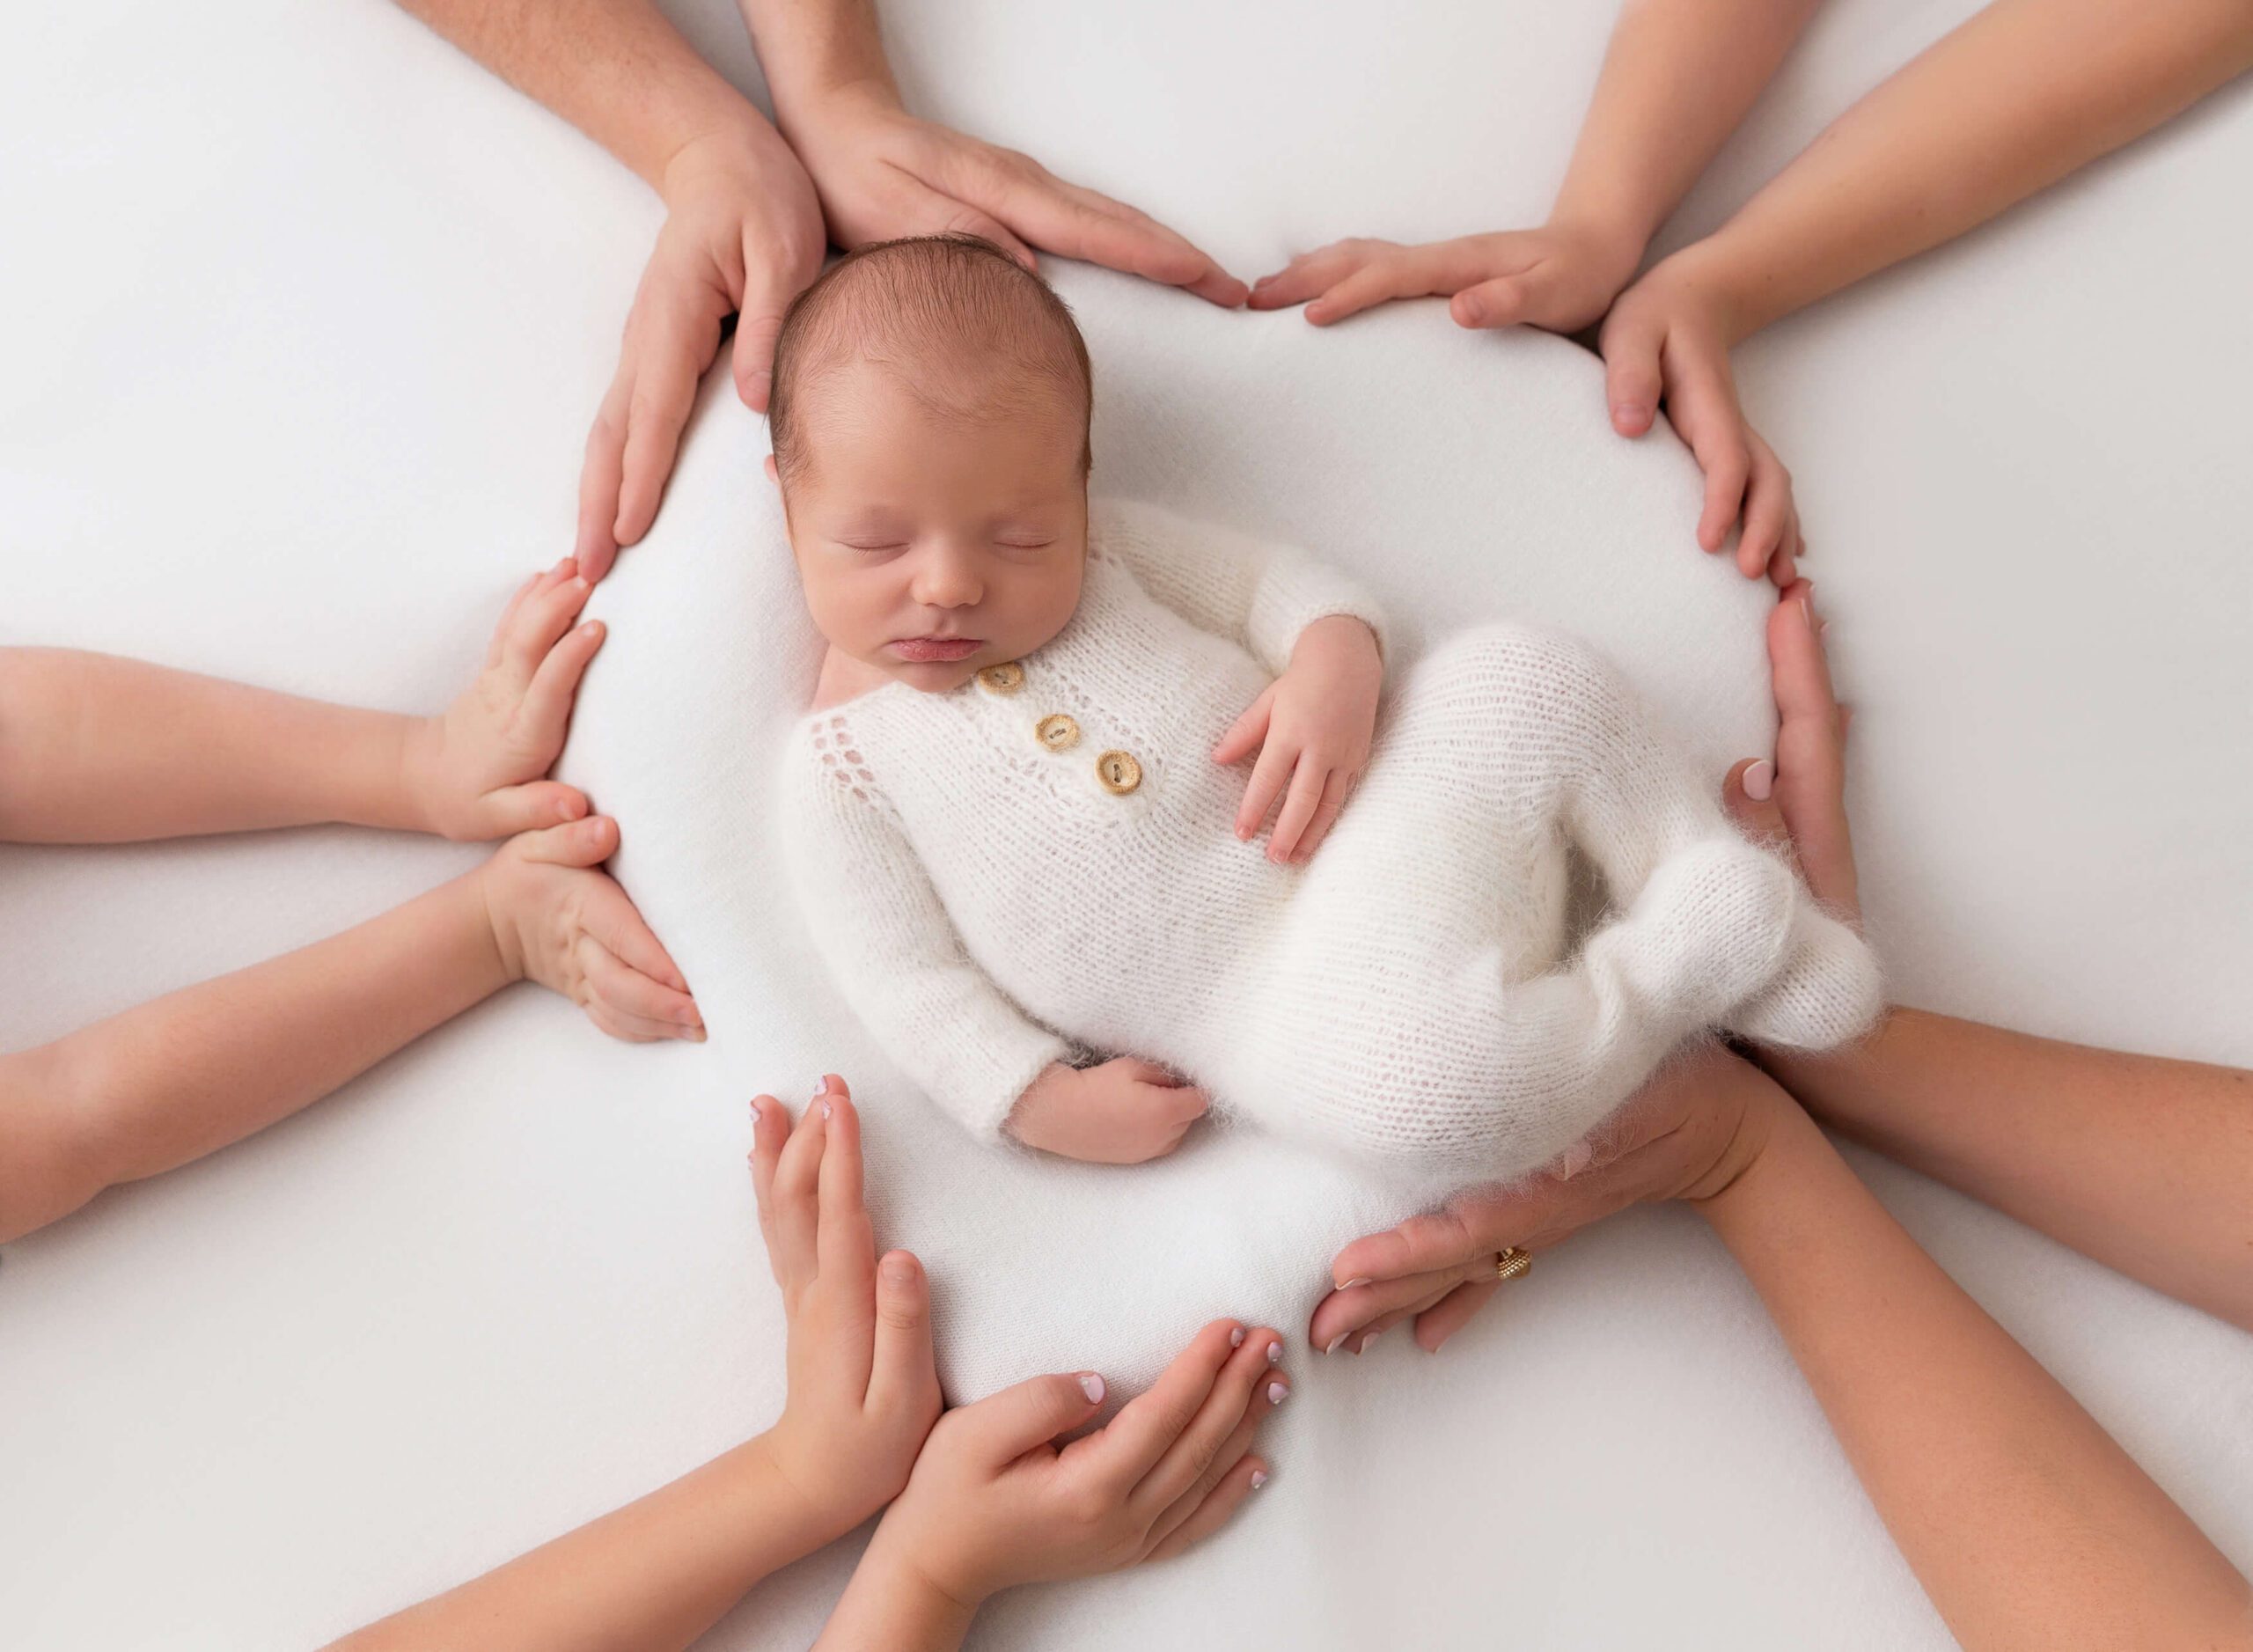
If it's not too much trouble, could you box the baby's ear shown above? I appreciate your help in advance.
[762,452,780,488]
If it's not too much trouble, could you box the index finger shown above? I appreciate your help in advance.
[814,1080,877,1287]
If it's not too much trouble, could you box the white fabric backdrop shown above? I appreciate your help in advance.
[3,3,2248,1648]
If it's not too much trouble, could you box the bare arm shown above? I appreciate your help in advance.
[1760,1010,2253,1333]
[1699,1090,2253,1649]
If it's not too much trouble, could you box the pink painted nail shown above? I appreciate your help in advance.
[1324,1333,1347,1355]
[820,1100,833,1120]
[1079,1373,1106,1404]
[1229,1325,1247,1347]
[1743,760,1774,802]
[1339,1277,1370,1291]
[1251,1467,1270,1490]
[1266,1340,1284,1367]
[1266,1381,1288,1404]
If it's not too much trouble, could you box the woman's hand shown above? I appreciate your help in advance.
[576,125,827,579]
[1600,246,1800,585]
[1248,220,1644,333]
[818,1318,1283,1645]
[1212,614,1383,864]
[779,84,1247,308]
[749,1076,944,1544]
[1309,1040,1789,1355]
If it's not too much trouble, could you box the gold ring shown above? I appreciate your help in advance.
[1494,1246,1532,1283]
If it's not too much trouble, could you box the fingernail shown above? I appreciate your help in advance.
[1349,1338,1365,1356]
[1266,1381,1289,1404]
[820,1100,833,1120]
[881,1254,916,1286]
[1743,760,1774,802]
[1819,620,1831,640]
[1251,1467,1270,1490]
[1266,1340,1283,1367]
[1800,583,1816,623]
[1339,1277,1369,1291]
[1079,1373,1106,1404]
[1324,1333,1347,1355]
[813,1076,833,1098]
[1229,1325,1246,1347]
[581,620,602,637]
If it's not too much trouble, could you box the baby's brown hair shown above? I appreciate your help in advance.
[767,235,1094,487]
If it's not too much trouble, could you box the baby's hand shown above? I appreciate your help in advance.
[478,815,703,1041]
[850,1318,1284,1621]
[1249,223,1642,334]
[1599,253,1800,584]
[407,560,606,841]
[750,1076,945,1544]
[1213,614,1381,864]
[1007,1059,1208,1164]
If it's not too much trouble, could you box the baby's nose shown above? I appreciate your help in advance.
[910,543,984,607]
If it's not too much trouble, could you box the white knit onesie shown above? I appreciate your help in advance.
[778,499,1882,1178]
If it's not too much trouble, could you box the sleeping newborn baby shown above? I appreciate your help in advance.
[774,235,1881,1179]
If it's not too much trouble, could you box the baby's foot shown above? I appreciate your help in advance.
[1725,579,1860,921]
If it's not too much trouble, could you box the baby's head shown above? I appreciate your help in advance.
[767,235,1093,693]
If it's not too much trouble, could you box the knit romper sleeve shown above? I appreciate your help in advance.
[776,714,1072,1143]
[1090,497,1392,672]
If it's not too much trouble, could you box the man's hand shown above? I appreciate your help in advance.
[1249,220,1643,334]
[1212,615,1382,864]
[1006,1059,1210,1164]
[1600,246,1800,584]
[780,84,1248,309]
[576,126,826,578]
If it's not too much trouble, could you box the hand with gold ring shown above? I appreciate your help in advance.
[1307,1039,1791,1355]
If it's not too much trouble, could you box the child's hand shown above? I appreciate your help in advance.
[1007,1059,1209,1164]
[750,1076,945,1544]
[407,560,606,841]
[478,815,703,1041]
[1248,222,1642,334]
[1599,252,1801,584]
[1212,614,1381,864]
[849,1318,1283,1628]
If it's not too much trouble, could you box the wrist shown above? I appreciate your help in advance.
[1647,235,1763,347]
[742,1427,867,1551]
[657,116,797,209]
[1541,200,1653,289]
[854,1516,987,1634]
[1687,1083,1816,1236]
[394,716,444,838]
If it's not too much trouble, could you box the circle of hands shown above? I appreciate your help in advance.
[576,87,1794,591]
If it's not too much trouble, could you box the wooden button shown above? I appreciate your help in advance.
[976,662,1025,694]
[1036,713,1081,751]
[1096,749,1142,795]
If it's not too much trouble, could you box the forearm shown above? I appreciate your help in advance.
[0,871,508,1242]
[0,649,430,842]
[1682,0,2253,338]
[815,1525,979,1652]
[1699,1100,2251,1648]
[1760,1007,2253,1332]
[734,0,897,131]
[1550,0,1822,253]
[396,0,774,188]
[334,1434,831,1652]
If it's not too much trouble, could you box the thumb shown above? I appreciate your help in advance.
[514,812,620,870]
[481,780,591,838]
[1722,758,1787,851]
[1601,310,1664,437]
[958,1369,1107,1463]
[732,265,794,414]
[1210,685,1276,766]
[868,1250,938,1414]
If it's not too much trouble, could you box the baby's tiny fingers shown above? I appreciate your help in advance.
[504,569,595,682]
[583,1000,681,1045]
[1235,738,1297,841]
[578,879,689,995]
[1267,759,1329,864]
[488,569,547,669]
[581,936,703,1037]
[520,618,607,746]
[771,1080,833,1289]
[749,1094,791,1268]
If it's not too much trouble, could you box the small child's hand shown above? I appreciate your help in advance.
[478,815,703,1041]
[408,560,606,841]
[1213,614,1381,864]
[1599,253,1801,584]
[750,1076,945,1544]
[1249,223,1642,334]
[1008,1059,1208,1164]
[850,1318,1284,1621]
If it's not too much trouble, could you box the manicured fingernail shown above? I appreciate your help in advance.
[1229,1325,1246,1347]
[813,1076,833,1097]
[1080,1373,1106,1403]
[1339,1277,1369,1291]
[686,1026,708,1043]
[1266,1381,1289,1404]
[1349,1337,1365,1356]
[1324,1333,1347,1355]
[1743,760,1774,802]
[1251,1467,1270,1489]
[820,1100,833,1119]
[1266,1340,1283,1366]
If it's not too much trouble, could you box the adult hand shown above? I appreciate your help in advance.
[781,84,1248,308]
[1600,246,1799,585]
[576,125,826,579]
[1307,1040,1787,1355]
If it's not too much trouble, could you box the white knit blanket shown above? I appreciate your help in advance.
[561,263,1783,1401]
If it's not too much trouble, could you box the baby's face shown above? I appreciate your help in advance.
[778,356,1087,694]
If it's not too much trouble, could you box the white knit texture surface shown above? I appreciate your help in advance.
[781,499,1880,1177]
